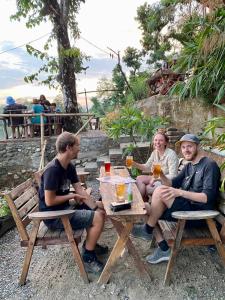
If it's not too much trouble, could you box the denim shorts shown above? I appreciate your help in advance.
[44,209,94,230]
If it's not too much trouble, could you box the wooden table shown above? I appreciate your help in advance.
[98,166,151,284]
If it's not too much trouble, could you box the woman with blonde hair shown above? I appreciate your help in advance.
[132,132,179,201]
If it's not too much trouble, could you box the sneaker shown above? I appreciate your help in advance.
[95,243,109,255]
[131,224,152,241]
[83,257,104,274]
[146,247,171,264]
[82,242,109,255]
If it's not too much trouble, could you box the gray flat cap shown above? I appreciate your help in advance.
[176,134,200,147]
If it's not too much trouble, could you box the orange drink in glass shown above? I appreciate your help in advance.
[152,164,161,179]
[115,183,126,202]
[126,156,133,169]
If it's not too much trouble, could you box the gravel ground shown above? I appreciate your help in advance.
[0,179,225,300]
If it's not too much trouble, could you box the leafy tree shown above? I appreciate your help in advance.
[136,0,204,67]
[96,77,115,99]
[125,72,149,102]
[111,64,127,105]
[170,7,225,104]
[11,0,88,131]
[204,103,225,191]
[122,47,143,76]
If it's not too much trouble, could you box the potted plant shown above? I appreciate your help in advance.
[0,196,15,237]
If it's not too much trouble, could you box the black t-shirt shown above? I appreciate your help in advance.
[39,159,79,212]
[172,157,221,208]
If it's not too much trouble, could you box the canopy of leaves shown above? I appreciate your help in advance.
[12,0,87,87]
[122,47,143,76]
[170,7,225,104]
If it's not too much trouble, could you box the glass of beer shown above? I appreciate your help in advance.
[152,164,161,179]
[104,161,111,174]
[126,156,133,169]
[115,183,126,202]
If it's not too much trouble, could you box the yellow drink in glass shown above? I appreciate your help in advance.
[115,183,126,202]
[152,164,161,179]
[126,156,133,169]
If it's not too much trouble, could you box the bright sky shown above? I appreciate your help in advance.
[0,0,157,104]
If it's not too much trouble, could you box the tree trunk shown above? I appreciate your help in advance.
[47,0,83,132]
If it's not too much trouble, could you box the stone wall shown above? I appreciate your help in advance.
[0,131,110,188]
[138,95,225,135]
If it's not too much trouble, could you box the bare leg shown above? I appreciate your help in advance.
[85,211,104,250]
[144,201,165,243]
[146,187,168,227]
[136,175,151,198]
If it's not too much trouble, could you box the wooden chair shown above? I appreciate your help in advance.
[4,178,89,285]
[161,210,225,285]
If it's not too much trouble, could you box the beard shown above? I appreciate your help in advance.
[183,149,198,161]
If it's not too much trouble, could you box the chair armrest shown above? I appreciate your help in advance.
[28,209,75,220]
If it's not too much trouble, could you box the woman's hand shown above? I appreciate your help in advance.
[149,176,161,187]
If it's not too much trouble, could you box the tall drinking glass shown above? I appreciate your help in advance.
[126,156,133,169]
[152,164,161,179]
[104,162,111,174]
[115,183,126,202]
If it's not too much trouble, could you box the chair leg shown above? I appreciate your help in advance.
[164,219,186,285]
[206,218,225,267]
[61,216,89,283]
[19,220,40,285]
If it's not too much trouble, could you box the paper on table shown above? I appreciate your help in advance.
[97,175,136,184]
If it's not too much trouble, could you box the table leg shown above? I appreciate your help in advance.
[98,222,133,284]
[111,219,152,280]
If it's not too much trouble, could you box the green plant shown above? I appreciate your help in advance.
[0,196,11,217]
[170,8,225,104]
[203,104,225,191]
[103,104,168,162]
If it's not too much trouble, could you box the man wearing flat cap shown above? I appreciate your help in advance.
[132,133,221,264]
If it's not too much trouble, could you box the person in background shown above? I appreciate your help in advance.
[50,103,62,135]
[132,132,179,201]
[31,98,46,136]
[39,94,51,112]
[50,102,61,113]
[3,96,27,138]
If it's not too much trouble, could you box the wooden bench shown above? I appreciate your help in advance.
[4,178,89,285]
[157,151,225,285]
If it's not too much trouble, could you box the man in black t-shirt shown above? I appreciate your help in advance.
[39,131,106,274]
[131,134,221,264]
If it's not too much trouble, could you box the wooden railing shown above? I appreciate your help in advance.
[0,112,96,152]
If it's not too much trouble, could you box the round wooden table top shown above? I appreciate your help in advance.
[29,210,75,220]
[172,210,220,220]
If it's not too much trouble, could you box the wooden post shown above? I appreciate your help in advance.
[40,113,44,153]
[84,88,89,113]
